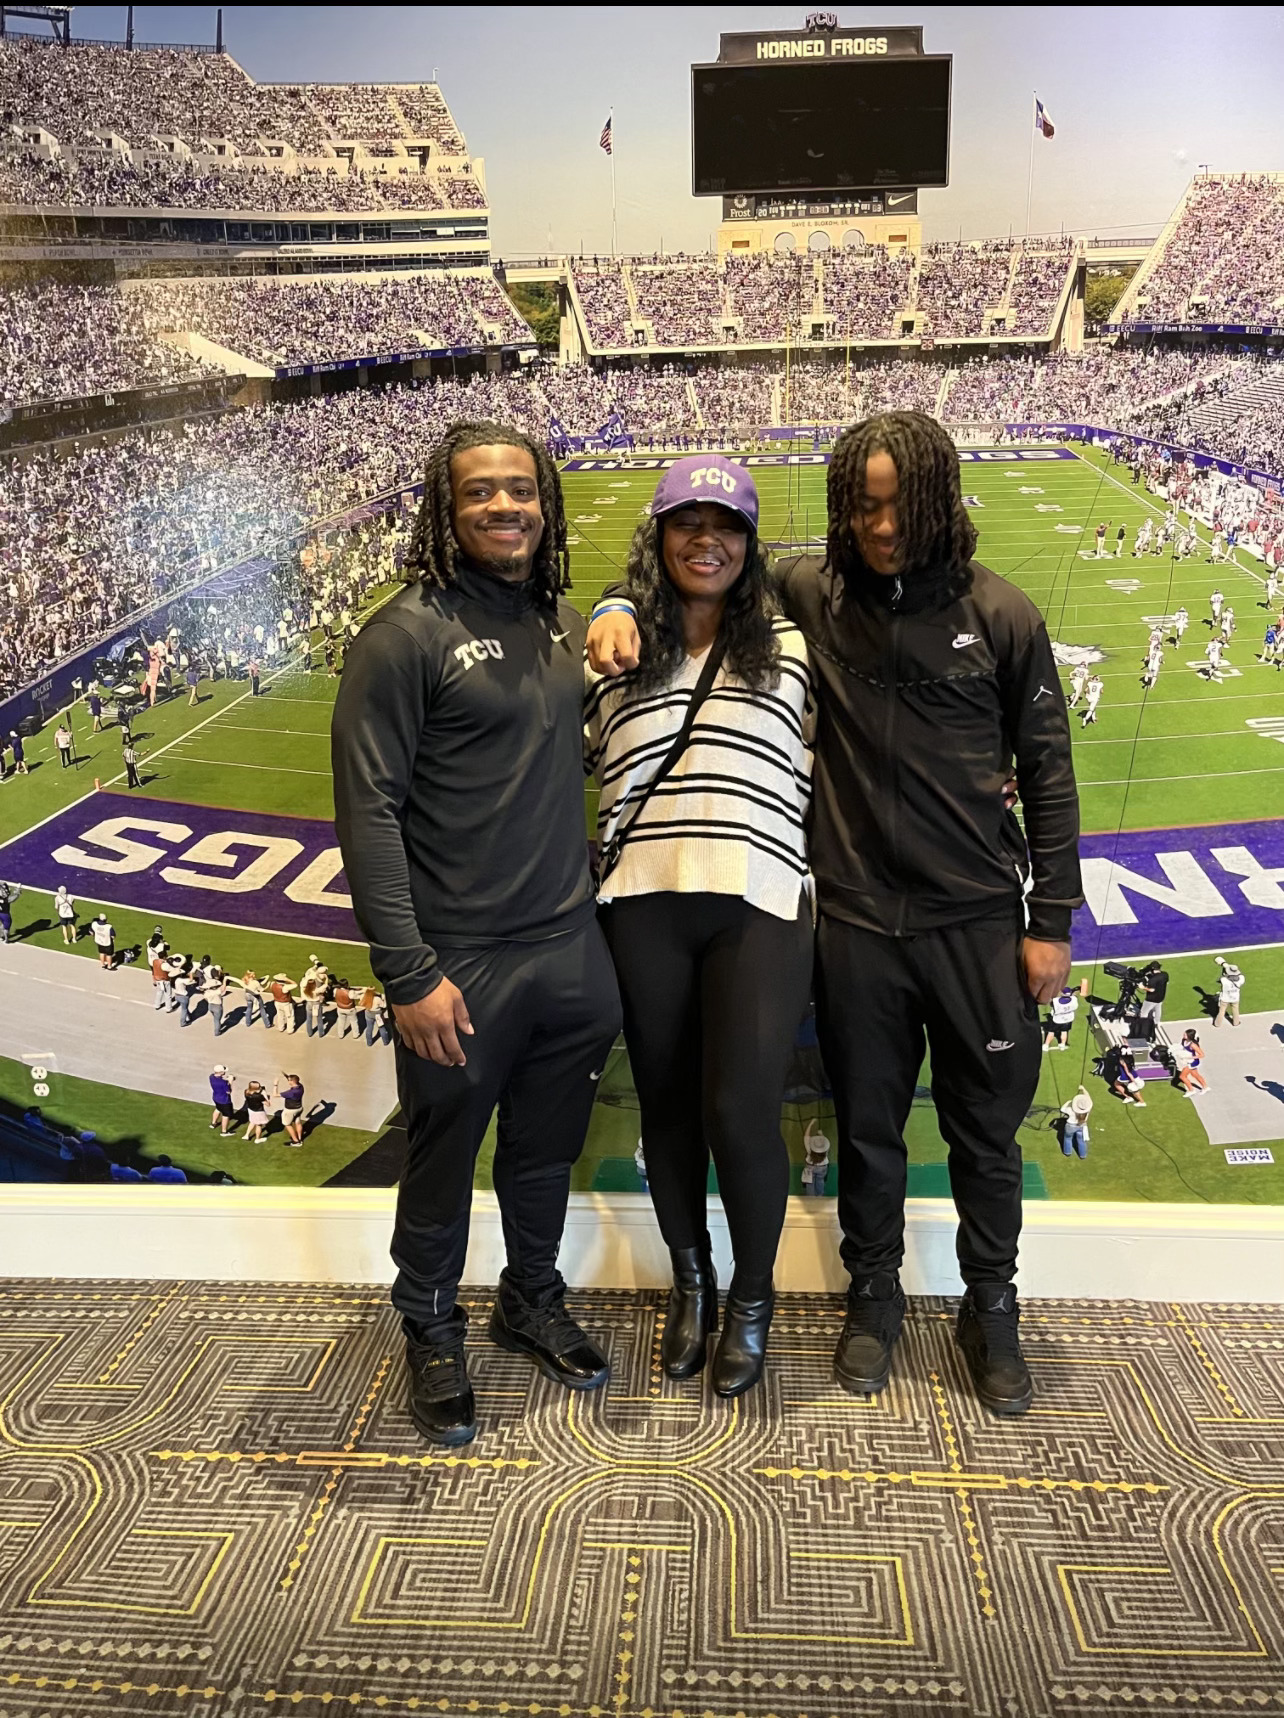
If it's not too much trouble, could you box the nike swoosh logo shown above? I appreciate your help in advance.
[551,629,571,644]
[952,634,979,649]
[986,1040,1015,1052]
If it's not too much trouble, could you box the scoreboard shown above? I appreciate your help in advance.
[692,22,950,201]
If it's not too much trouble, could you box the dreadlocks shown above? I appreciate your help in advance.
[826,410,977,585]
[406,419,571,608]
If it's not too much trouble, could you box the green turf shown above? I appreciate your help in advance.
[0,1054,378,1186]
[3,446,1283,1198]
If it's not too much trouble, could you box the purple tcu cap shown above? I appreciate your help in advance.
[650,455,759,534]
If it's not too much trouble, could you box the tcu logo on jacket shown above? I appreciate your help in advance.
[454,639,505,670]
[690,466,739,496]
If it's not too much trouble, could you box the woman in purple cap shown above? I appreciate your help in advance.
[586,455,814,1398]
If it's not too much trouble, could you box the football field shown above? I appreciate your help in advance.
[2,444,1282,1203]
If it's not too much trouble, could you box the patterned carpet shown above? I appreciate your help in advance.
[0,1282,1280,1717]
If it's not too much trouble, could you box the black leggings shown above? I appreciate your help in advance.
[601,892,813,1289]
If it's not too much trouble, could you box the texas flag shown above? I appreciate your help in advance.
[1035,98,1055,139]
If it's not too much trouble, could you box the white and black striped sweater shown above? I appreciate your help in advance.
[585,618,815,922]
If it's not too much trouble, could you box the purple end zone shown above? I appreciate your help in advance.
[0,792,360,941]
[2,796,1279,963]
[1072,817,1284,962]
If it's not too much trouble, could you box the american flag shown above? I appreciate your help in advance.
[599,113,613,156]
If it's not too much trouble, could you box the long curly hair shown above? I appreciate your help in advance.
[621,516,781,696]
[827,410,977,582]
[406,418,570,608]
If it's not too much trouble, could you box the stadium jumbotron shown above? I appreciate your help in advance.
[0,6,1281,1709]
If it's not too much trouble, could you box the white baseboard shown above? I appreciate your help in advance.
[0,1188,1280,1303]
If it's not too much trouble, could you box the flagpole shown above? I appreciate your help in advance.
[609,110,618,257]
[1024,91,1036,238]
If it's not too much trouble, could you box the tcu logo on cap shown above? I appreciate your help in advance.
[691,466,739,495]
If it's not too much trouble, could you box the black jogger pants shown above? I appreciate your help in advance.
[601,892,814,1288]
[814,912,1042,1288]
[390,919,621,1339]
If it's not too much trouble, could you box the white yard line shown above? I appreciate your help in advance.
[161,755,332,777]
[1075,728,1276,745]
[1078,764,1284,787]
[198,723,329,740]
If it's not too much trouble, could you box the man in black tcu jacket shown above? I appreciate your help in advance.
[587,413,1082,1416]
[333,422,622,1447]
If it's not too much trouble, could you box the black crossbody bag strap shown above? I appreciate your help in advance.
[597,633,727,887]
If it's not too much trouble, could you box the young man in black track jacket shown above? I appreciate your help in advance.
[333,422,622,1448]
[587,413,1082,1416]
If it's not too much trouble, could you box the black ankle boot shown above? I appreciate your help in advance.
[711,1284,773,1398]
[661,1244,718,1379]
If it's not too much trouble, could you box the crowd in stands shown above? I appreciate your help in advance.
[0,35,328,153]
[8,339,1284,692]
[0,281,212,406]
[822,248,914,341]
[0,271,530,409]
[631,261,727,348]
[570,242,1074,352]
[1,36,470,158]
[570,263,633,347]
[133,271,529,367]
[0,149,477,213]
[916,240,1013,338]
[1127,174,1284,326]
[943,346,1237,427]
[1008,242,1075,336]
[724,254,810,342]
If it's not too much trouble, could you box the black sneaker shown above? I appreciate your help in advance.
[834,1272,905,1395]
[405,1309,476,1446]
[955,1283,1034,1416]
[488,1273,609,1392]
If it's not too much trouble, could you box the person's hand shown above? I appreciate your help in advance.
[586,609,641,677]
[1022,937,1072,1004]
[391,979,474,1066]
[1002,773,1019,811]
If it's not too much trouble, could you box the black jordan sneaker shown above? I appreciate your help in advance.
[405,1309,476,1446]
[955,1283,1034,1416]
[834,1272,906,1395]
[488,1272,610,1391]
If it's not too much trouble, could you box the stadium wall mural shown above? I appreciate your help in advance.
[2,439,1283,1207]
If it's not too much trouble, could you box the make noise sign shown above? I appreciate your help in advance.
[0,794,360,940]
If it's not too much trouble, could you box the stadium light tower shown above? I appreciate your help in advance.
[0,4,73,44]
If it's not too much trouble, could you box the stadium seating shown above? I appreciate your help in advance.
[915,241,1013,338]
[724,254,813,342]
[0,151,467,212]
[822,249,914,341]
[0,281,213,407]
[134,273,530,368]
[630,261,728,348]
[570,263,634,349]
[1121,173,1284,326]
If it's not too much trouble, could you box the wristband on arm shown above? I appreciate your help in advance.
[590,600,638,622]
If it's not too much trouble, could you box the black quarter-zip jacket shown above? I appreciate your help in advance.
[332,563,594,1006]
[600,553,1082,942]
